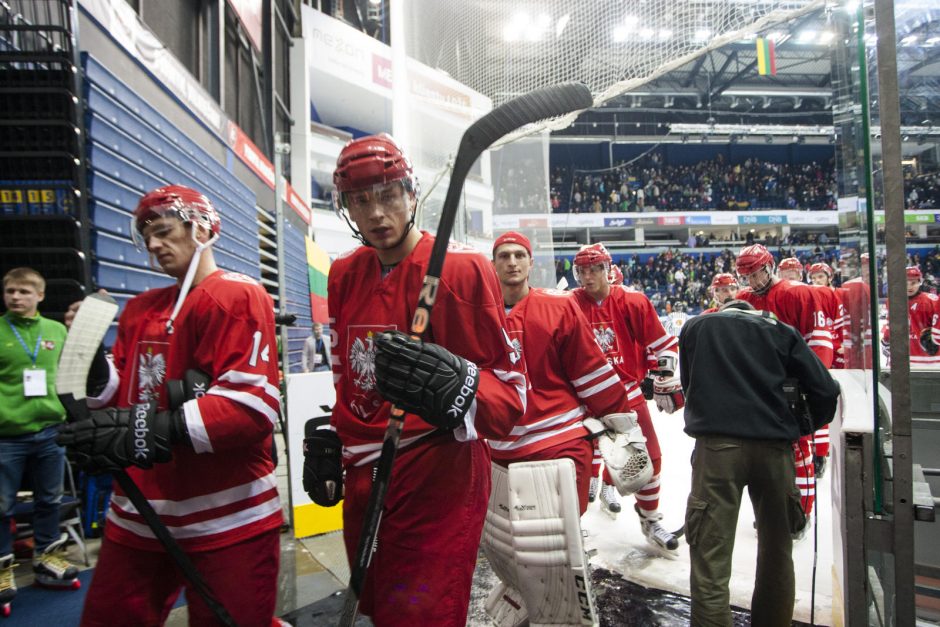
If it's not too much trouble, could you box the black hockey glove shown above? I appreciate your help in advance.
[374,330,480,430]
[920,327,940,356]
[57,403,187,472]
[303,417,344,507]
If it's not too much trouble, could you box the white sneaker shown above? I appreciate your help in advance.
[600,483,621,516]
[588,476,599,503]
[636,505,679,554]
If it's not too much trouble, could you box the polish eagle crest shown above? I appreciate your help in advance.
[593,326,616,353]
[349,334,377,391]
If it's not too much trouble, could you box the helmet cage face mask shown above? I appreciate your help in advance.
[738,265,774,294]
[574,261,611,285]
[132,195,220,253]
[573,243,612,286]
[332,179,417,247]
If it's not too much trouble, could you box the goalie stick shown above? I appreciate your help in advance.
[56,293,237,627]
[339,82,594,627]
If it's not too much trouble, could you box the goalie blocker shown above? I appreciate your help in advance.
[482,460,598,627]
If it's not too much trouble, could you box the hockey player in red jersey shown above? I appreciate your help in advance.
[702,273,739,314]
[609,263,624,286]
[57,185,284,626]
[777,257,805,282]
[804,261,846,478]
[572,243,682,554]
[735,244,835,523]
[809,262,847,369]
[304,134,525,627]
[882,266,940,368]
[482,231,648,624]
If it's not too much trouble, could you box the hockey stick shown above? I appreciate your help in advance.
[339,82,593,626]
[57,294,238,627]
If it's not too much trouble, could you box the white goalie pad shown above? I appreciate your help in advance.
[482,463,522,595]
[484,581,529,627]
[597,427,653,496]
[508,459,598,627]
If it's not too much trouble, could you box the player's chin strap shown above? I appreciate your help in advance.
[165,232,219,335]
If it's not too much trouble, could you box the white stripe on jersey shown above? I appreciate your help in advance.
[454,398,480,443]
[218,370,282,409]
[494,368,528,414]
[207,387,279,425]
[570,364,614,387]
[345,432,433,467]
[111,473,277,517]
[647,334,677,353]
[487,422,586,452]
[502,407,583,438]
[183,398,213,454]
[108,492,281,539]
[576,372,622,399]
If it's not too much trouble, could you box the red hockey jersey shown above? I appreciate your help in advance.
[739,279,834,368]
[489,288,631,461]
[328,233,526,467]
[104,270,283,551]
[572,285,677,409]
[883,291,940,367]
[841,279,873,369]
[811,284,845,368]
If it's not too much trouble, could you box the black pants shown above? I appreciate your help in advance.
[685,436,805,627]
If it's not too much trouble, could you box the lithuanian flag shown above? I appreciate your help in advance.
[305,235,329,322]
[756,37,776,76]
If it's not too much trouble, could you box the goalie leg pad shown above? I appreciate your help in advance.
[484,581,529,627]
[482,463,523,594]
[508,459,598,626]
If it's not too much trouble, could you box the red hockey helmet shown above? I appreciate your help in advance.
[132,185,221,250]
[735,244,774,276]
[808,262,833,279]
[778,257,803,272]
[333,133,416,196]
[574,243,612,268]
[609,264,624,286]
[710,273,737,289]
[907,266,923,281]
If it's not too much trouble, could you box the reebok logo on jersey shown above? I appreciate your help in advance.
[133,402,152,460]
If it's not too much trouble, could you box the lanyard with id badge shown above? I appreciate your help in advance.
[7,318,46,397]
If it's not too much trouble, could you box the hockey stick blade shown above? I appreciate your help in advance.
[428,82,592,278]
[339,82,592,627]
[56,292,118,420]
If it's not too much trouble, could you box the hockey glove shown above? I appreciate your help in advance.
[881,336,891,360]
[582,412,638,437]
[649,355,677,378]
[374,330,479,430]
[57,403,187,472]
[597,426,652,496]
[920,327,940,356]
[653,375,685,414]
[640,376,655,400]
[303,417,344,507]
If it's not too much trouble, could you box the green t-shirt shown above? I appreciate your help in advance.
[0,311,68,437]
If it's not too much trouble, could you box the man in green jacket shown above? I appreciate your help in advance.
[0,267,79,611]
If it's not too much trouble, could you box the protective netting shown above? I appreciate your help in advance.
[402,0,825,143]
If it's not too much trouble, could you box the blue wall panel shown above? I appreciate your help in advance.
[82,53,263,332]
[280,219,313,374]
